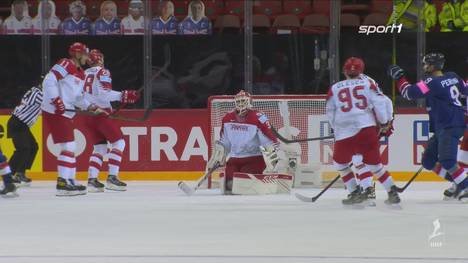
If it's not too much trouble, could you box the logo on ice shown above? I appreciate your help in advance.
[358,24,403,35]
[428,219,445,248]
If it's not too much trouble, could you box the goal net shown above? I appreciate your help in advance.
[207,95,340,189]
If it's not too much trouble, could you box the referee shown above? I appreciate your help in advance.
[7,84,43,186]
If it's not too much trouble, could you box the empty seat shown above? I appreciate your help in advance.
[273,14,301,34]
[283,0,313,18]
[301,13,329,33]
[370,0,393,14]
[313,0,330,15]
[253,0,282,17]
[252,14,271,28]
[225,0,244,16]
[204,0,224,20]
[362,12,389,25]
[341,13,361,27]
[214,14,241,33]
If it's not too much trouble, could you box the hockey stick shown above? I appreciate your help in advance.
[65,107,152,122]
[271,127,334,144]
[178,164,220,196]
[395,166,423,193]
[295,174,341,202]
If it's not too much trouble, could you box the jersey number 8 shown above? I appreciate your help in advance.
[449,85,462,106]
[337,86,368,112]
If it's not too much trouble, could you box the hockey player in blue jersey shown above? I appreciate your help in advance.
[178,0,212,35]
[152,0,178,35]
[60,0,92,35]
[388,53,468,201]
[0,148,18,197]
[93,0,121,35]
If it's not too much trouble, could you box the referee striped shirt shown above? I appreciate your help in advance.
[12,86,43,127]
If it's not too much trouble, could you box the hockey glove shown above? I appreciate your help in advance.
[379,120,394,138]
[205,140,226,172]
[388,65,405,80]
[51,97,65,115]
[121,90,140,104]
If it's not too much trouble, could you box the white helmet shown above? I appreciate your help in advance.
[234,90,252,116]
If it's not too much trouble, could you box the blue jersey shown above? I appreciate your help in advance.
[93,18,121,35]
[152,16,178,34]
[177,17,212,35]
[60,17,92,35]
[398,72,468,131]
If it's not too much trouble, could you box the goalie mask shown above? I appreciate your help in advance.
[234,90,252,116]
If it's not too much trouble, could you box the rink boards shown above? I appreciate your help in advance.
[0,108,446,181]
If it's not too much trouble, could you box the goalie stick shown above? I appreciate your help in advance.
[178,164,220,196]
[271,127,334,144]
[295,175,340,202]
[395,166,423,193]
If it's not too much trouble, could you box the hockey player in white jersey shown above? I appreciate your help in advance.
[32,0,61,35]
[326,57,400,205]
[206,90,292,195]
[83,49,140,192]
[42,42,104,196]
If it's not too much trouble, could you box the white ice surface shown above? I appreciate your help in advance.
[0,181,468,263]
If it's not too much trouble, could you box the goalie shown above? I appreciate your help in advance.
[207,90,291,195]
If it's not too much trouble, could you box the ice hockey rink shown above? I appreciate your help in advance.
[1,181,468,263]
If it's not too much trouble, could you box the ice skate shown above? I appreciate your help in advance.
[342,187,363,205]
[56,177,81,197]
[443,182,459,200]
[384,186,401,205]
[13,173,32,187]
[88,178,105,193]
[360,186,376,207]
[0,182,18,198]
[106,175,127,191]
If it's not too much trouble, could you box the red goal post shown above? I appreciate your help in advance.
[207,95,338,189]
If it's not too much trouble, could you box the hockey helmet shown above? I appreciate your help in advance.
[423,53,445,70]
[343,57,365,77]
[234,90,252,116]
[87,49,104,66]
[68,42,88,57]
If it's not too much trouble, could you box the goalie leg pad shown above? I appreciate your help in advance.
[232,172,292,195]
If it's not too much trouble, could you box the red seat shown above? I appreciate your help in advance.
[312,0,330,15]
[301,13,329,34]
[214,14,241,33]
[283,0,313,19]
[115,0,129,16]
[253,0,282,18]
[225,0,244,16]
[362,12,389,25]
[370,0,393,14]
[273,14,301,34]
[173,0,189,18]
[252,14,271,34]
[341,13,360,27]
[204,0,224,20]
[341,4,370,14]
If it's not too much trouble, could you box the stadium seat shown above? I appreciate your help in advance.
[252,14,271,34]
[253,0,282,18]
[54,0,70,19]
[312,0,330,15]
[116,0,129,16]
[214,14,241,34]
[341,13,361,27]
[273,14,301,34]
[301,13,329,34]
[204,0,224,20]
[225,0,244,16]
[341,3,370,15]
[173,0,190,18]
[283,0,313,19]
[362,12,389,25]
[370,0,393,14]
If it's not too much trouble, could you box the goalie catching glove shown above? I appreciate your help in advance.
[205,140,227,172]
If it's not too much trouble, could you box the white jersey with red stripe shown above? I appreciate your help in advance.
[326,74,391,141]
[3,15,32,34]
[219,109,278,158]
[84,66,122,109]
[41,58,89,118]
[120,15,144,35]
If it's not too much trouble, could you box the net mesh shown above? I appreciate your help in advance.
[208,95,335,188]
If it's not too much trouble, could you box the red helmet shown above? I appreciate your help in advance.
[87,49,104,66]
[68,42,89,57]
[343,57,365,77]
